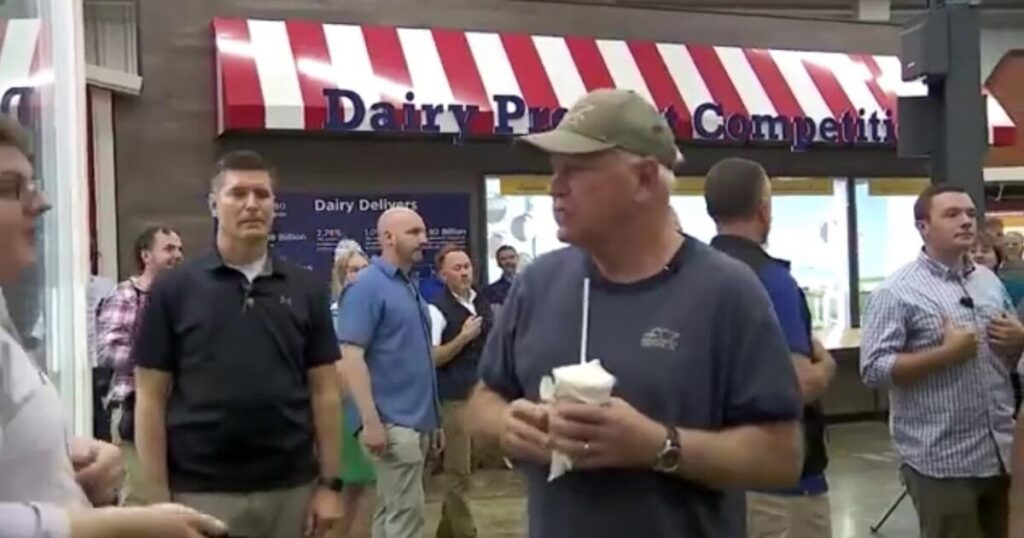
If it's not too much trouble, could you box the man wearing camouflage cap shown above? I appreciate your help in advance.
[467,89,803,537]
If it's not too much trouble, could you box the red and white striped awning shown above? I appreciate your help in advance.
[0,18,45,122]
[214,18,1016,147]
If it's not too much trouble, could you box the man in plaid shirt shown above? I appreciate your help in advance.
[97,225,183,504]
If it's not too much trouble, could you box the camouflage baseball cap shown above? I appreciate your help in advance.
[520,88,683,169]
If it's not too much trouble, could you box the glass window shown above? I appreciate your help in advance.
[766,180,850,334]
[484,176,851,333]
[484,177,561,282]
[1,7,49,375]
[671,196,716,242]
[855,179,922,315]
[2,0,91,435]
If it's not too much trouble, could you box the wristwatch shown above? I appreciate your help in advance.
[317,476,345,492]
[652,424,681,473]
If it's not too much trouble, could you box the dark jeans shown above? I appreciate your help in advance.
[900,465,1009,538]
[1012,372,1022,414]
[92,366,112,442]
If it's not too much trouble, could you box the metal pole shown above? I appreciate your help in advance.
[928,1,987,218]
[845,177,861,328]
[870,488,910,534]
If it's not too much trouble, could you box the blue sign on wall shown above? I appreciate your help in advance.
[270,192,471,300]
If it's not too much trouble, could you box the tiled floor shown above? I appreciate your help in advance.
[826,422,917,538]
[421,422,921,538]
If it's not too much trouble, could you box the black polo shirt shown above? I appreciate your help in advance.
[133,250,339,493]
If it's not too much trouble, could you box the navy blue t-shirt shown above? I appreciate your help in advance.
[478,237,801,538]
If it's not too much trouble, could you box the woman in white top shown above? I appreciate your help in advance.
[0,118,225,537]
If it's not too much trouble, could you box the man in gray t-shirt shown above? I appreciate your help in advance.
[467,89,803,538]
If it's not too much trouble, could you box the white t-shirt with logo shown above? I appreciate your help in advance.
[0,326,90,507]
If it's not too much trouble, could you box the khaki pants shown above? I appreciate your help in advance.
[746,492,832,538]
[436,402,475,538]
[371,425,430,538]
[111,405,155,506]
[173,483,315,538]
[901,465,1009,538]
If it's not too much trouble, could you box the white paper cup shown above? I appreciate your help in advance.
[540,360,616,481]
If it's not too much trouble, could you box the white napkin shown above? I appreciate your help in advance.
[538,359,617,481]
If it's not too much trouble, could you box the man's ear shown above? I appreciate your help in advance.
[759,198,772,225]
[207,195,217,218]
[636,159,662,199]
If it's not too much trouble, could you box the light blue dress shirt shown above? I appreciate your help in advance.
[861,252,1017,478]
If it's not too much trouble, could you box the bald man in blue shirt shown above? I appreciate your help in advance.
[337,208,441,538]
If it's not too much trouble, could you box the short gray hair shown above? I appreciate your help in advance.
[618,149,675,190]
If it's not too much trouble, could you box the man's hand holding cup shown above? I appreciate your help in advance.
[549,397,666,472]
[500,399,551,465]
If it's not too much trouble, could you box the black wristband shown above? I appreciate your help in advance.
[317,476,344,492]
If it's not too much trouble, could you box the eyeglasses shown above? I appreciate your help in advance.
[0,172,40,204]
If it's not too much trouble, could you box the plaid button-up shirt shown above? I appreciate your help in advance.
[96,278,149,405]
[860,252,1018,478]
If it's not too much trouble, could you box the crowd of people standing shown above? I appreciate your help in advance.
[5,86,1024,538]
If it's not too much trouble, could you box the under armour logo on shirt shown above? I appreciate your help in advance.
[279,296,292,307]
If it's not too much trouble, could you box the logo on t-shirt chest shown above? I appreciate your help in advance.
[640,327,680,351]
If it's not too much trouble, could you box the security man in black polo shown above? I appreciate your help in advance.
[133,150,343,538]
[427,245,492,538]
[704,157,836,538]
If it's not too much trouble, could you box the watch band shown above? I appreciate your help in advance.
[665,424,681,451]
[317,476,345,492]
[654,423,681,473]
